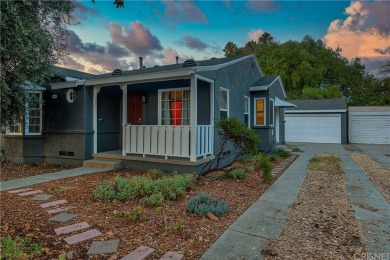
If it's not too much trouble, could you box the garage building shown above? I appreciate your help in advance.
[285,98,348,144]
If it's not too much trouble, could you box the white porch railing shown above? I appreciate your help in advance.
[124,125,213,159]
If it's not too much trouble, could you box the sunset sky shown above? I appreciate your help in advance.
[62,0,390,76]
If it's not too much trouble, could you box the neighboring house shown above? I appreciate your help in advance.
[4,54,293,173]
[284,98,348,144]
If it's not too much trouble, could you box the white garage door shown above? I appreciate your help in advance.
[349,111,390,144]
[285,114,341,143]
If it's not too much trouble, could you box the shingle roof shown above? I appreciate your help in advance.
[53,66,97,79]
[251,76,278,87]
[91,55,251,79]
[285,98,347,111]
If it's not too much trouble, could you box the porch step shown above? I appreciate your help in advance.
[83,159,122,170]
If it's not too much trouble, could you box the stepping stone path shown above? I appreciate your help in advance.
[40,199,67,208]
[120,246,155,260]
[18,190,43,196]
[31,194,53,201]
[49,213,78,222]
[8,188,33,193]
[87,240,120,255]
[63,229,102,245]
[54,222,91,235]
[271,155,299,175]
[8,187,185,259]
[46,206,76,214]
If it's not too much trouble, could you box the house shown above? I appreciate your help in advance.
[284,98,348,144]
[4,54,293,173]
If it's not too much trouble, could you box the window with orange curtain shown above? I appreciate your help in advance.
[160,89,190,125]
[255,98,265,126]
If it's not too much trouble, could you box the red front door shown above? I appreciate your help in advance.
[127,93,143,125]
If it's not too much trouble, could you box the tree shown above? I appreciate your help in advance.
[0,0,74,126]
[258,32,274,45]
[223,41,239,57]
[243,40,257,53]
[379,61,390,77]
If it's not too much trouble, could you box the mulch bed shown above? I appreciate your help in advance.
[0,156,297,259]
[0,161,73,182]
[264,154,366,259]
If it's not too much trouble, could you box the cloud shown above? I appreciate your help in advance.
[246,0,283,13]
[65,29,135,72]
[59,56,85,71]
[162,47,192,65]
[179,34,209,51]
[248,29,264,42]
[323,1,390,75]
[163,0,208,24]
[375,46,390,55]
[109,22,162,56]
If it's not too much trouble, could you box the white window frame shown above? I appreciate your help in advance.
[269,98,274,127]
[244,96,250,127]
[220,87,229,118]
[6,91,43,135]
[158,87,191,125]
[254,97,266,126]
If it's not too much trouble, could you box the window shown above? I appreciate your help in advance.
[254,98,266,126]
[220,88,229,119]
[244,96,250,127]
[6,92,42,135]
[269,98,274,126]
[160,88,190,125]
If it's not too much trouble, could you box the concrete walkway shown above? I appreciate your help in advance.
[0,167,107,191]
[201,144,390,259]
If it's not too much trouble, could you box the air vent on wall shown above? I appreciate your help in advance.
[112,69,122,75]
[182,59,198,68]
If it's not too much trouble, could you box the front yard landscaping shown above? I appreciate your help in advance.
[0,152,297,259]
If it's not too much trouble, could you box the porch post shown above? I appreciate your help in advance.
[210,81,214,156]
[190,74,197,162]
[93,86,101,154]
[121,84,128,156]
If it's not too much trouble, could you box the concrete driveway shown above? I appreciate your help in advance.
[353,144,390,168]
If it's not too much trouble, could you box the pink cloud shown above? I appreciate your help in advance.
[180,34,209,51]
[248,29,264,42]
[109,21,162,56]
[162,47,192,65]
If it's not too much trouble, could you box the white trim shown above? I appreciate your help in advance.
[244,96,250,127]
[219,87,229,118]
[50,81,77,90]
[277,76,287,98]
[190,74,197,162]
[285,109,347,113]
[275,107,280,143]
[157,87,191,125]
[249,86,269,91]
[195,74,214,84]
[349,111,390,116]
[254,97,266,126]
[269,98,274,127]
[121,84,127,156]
[93,86,101,154]
[84,69,194,87]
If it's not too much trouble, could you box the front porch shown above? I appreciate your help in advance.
[91,72,215,164]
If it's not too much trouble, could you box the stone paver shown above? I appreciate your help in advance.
[120,246,155,260]
[40,199,67,208]
[54,222,90,235]
[48,213,77,222]
[87,240,120,255]
[46,206,76,214]
[8,188,33,193]
[63,229,102,245]
[160,251,183,260]
[18,190,43,196]
[31,194,53,201]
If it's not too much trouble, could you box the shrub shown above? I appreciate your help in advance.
[146,168,165,179]
[221,168,248,180]
[275,148,291,158]
[93,174,196,206]
[187,192,230,217]
[269,154,277,161]
[113,206,144,221]
[254,154,273,183]
[0,236,42,259]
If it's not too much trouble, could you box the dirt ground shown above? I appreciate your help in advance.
[264,154,366,259]
[0,161,73,182]
[349,152,390,203]
[0,156,297,259]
